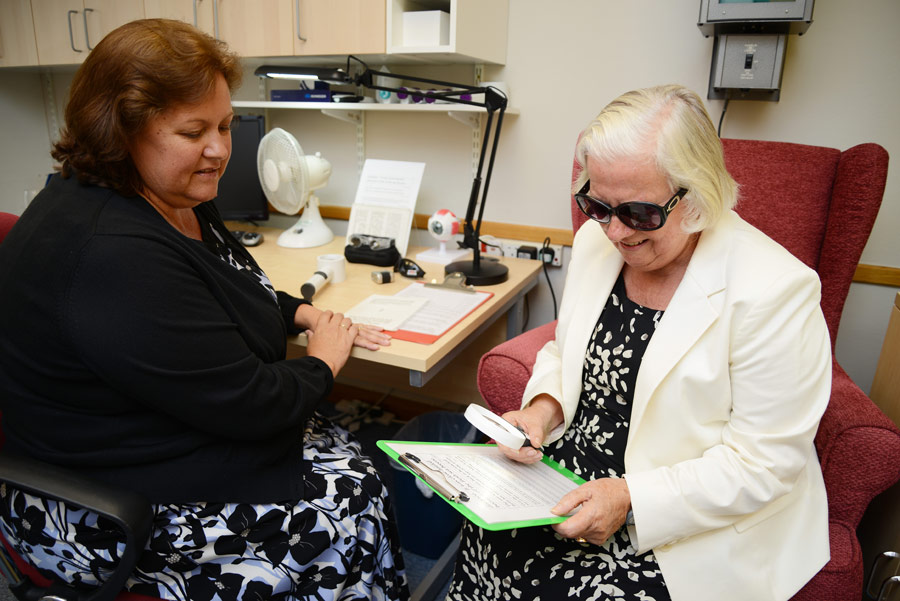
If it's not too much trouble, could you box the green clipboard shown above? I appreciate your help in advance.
[377,440,586,531]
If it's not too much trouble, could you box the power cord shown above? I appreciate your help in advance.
[522,295,530,332]
[541,237,558,321]
[477,238,502,253]
[717,98,730,138]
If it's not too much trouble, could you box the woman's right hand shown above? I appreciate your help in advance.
[496,394,564,464]
[305,310,358,377]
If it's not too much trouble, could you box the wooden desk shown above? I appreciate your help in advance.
[860,291,900,574]
[871,292,900,416]
[242,227,542,387]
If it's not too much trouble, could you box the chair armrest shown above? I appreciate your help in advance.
[814,362,900,527]
[477,321,556,415]
[0,451,154,601]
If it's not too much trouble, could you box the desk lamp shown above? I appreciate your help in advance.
[255,56,509,285]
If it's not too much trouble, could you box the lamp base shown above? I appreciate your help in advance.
[445,257,508,286]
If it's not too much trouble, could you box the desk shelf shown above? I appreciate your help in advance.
[232,100,518,115]
[232,100,518,174]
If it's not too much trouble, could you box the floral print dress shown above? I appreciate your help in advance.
[1,415,408,600]
[447,273,671,601]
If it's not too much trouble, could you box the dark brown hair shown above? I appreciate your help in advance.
[52,18,242,196]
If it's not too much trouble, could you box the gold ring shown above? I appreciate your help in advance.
[576,537,587,543]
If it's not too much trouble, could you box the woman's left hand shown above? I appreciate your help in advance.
[353,324,391,351]
[296,305,390,351]
[550,478,631,545]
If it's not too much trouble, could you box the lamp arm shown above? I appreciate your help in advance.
[346,55,508,276]
[359,71,485,94]
[362,81,488,108]
[465,107,504,269]
[348,56,507,110]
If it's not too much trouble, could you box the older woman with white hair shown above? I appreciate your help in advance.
[447,84,831,601]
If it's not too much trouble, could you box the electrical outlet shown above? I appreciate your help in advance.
[480,236,504,257]
[499,239,520,259]
[489,237,564,267]
[543,243,564,267]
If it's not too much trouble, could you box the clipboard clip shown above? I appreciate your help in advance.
[424,271,476,294]
[398,452,470,503]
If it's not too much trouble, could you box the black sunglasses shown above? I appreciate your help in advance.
[574,181,688,231]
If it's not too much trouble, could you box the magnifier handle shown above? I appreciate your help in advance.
[516,426,536,449]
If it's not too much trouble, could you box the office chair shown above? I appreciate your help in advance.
[0,454,157,601]
[0,212,161,601]
[0,212,16,242]
[476,139,900,601]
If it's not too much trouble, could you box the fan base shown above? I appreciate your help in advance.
[444,258,509,286]
[276,218,334,248]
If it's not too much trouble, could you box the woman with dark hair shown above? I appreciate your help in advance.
[0,19,406,601]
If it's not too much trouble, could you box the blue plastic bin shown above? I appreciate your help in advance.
[389,411,478,559]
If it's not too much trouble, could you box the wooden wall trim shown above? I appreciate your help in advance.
[854,264,900,287]
[319,205,575,246]
[318,206,898,287]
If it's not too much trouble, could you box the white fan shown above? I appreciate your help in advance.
[257,127,334,248]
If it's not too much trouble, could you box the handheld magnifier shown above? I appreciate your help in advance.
[464,404,536,450]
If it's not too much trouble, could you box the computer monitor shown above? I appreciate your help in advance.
[213,114,269,223]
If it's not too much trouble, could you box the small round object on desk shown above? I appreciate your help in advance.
[240,231,264,247]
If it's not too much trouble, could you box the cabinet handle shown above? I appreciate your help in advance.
[193,0,198,27]
[295,0,307,42]
[67,10,82,53]
[213,0,219,39]
[83,7,94,51]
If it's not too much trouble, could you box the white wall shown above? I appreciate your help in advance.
[0,70,55,210]
[1,0,897,392]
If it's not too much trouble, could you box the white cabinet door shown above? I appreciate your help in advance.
[31,0,144,65]
[143,0,216,36]
[0,0,40,67]
[215,0,294,57]
[292,0,384,56]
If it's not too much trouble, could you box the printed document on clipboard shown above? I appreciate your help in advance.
[344,282,494,344]
[390,282,492,343]
[347,159,425,256]
[377,441,585,531]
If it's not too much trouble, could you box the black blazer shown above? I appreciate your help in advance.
[0,173,332,503]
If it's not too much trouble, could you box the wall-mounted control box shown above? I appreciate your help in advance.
[698,0,814,101]
[711,34,786,94]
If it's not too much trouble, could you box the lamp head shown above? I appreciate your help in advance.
[253,65,351,85]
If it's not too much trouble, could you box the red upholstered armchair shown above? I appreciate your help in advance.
[476,139,900,601]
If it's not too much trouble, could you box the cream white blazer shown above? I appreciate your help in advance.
[522,210,831,601]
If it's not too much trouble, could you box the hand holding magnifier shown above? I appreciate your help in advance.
[464,404,539,449]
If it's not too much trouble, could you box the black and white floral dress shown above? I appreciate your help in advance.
[0,222,409,601]
[447,273,671,601]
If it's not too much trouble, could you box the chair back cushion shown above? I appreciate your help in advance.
[722,139,888,345]
[722,139,837,271]
[0,212,17,243]
[0,212,16,448]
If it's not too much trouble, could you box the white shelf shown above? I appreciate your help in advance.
[232,100,518,115]
[233,98,517,177]
[386,0,509,65]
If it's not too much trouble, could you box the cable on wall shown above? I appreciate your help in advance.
[717,98,729,138]
[542,237,558,321]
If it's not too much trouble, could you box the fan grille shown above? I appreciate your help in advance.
[256,127,309,214]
